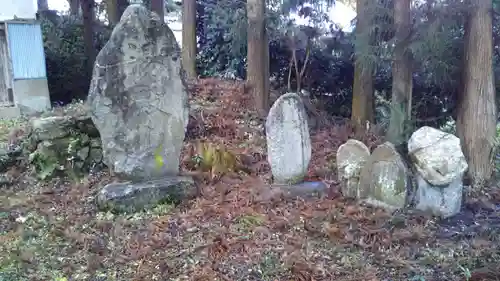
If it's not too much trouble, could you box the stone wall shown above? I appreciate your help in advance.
[26,114,104,179]
[0,108,105,182]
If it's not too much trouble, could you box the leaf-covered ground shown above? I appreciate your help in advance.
[1,79,500,281]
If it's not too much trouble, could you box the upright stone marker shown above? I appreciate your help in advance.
[336,139,370,198]
[86,4,189,180]
[359,142,408,211]
[266,92,311,184]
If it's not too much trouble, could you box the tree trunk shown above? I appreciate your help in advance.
[351,0,374,137]
[81,0,96,76]
[457,0,497,187]
[107,0,119,25]
[37,0,49,11]
[108,0,128,25]
[69,0,81,15]
[182,0,197,80]
[247,0,270,118]
[263,30,270,101]
[151,0,164,23]
[386,0,413,146]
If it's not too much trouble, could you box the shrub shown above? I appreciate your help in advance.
[41,13,111,105]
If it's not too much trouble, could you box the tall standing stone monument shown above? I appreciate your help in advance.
[87,3,189,180]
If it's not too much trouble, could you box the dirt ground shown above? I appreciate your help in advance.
[1,79,500,281]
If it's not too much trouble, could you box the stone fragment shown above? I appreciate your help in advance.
[88,148,103,164]
[96,176,196,213]
[266,92,311,184]
[77,146,90,161]
[255,181,329,202]
[90,138,102,148]
[74,115,100,138]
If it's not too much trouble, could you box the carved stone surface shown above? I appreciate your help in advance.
[408,126,468,218]
[96,176,196,213]
[408,126,467,186]
[336,139,370,198]
[87,4,189,180]
[359,142,408,211]
[266,92,311,184]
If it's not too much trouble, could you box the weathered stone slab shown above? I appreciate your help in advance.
[336,139,370,198]
[408,126,467,186]
[87,4,189,180]
[266,92,311,184]
[408,126,467,218]
[255,181,329,202]
[96,176,196,213]
[359,142,408,211]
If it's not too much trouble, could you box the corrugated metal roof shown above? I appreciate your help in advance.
[6,22,47,80]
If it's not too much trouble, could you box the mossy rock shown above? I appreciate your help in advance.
[29,134,96,179]
[96,176,197,214]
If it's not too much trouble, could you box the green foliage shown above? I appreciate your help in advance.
[28,133,89,181]
[410,0,465,87]
[196,0,248,77]
[386,100,415,146]
[193,0,459,126]
[458,264,471,281]
[192,141,238,179]
[40,13,111,104]
[35,0,499,137]
[28,149,59,180]
[195,0,337,79]
[438,117,457,135]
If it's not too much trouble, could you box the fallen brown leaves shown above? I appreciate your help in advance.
[2,78,500,281]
